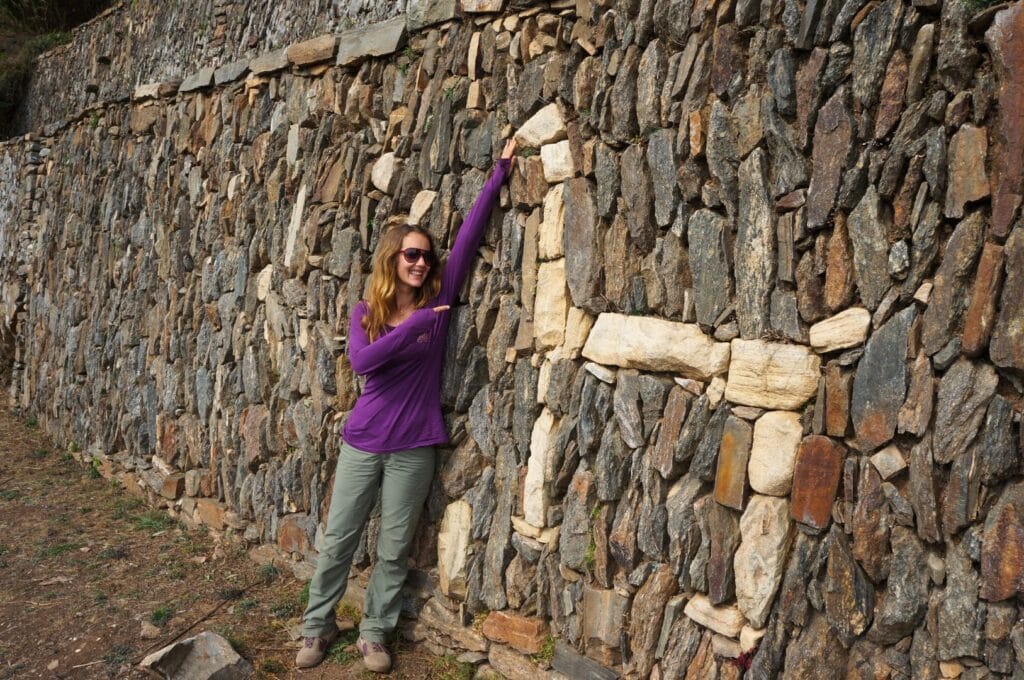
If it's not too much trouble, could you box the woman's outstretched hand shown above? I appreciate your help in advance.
[500,137,518,160]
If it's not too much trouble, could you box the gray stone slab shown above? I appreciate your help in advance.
[179,67,214,93]
[337,15,407,67]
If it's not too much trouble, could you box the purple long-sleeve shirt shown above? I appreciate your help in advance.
[342,158,511,453]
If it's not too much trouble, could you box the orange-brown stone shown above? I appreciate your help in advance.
[713,416,753,511]
[481,611,548,654]
[980,499,1024,602]
[962,243,1005,357]
[196,498,227,530]
[277,513,310,554]
[160,473,185,500]
[986,3,1024,238]
[790,435,846,530]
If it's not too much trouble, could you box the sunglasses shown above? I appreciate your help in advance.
[399,247,436,265]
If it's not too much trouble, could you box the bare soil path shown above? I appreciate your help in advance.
[0,402,464,680]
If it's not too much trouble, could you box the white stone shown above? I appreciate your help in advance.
[683,594,746,638]
[724,339,821,410]
[283,184,308,271]
[581,313,731,380]
[141,631,252,678]
[674,377,705,395]
[516,103,567,147]
[525,408,557,527]
[287,124,301,166]
[133,82,162,100]
[739,625,766,653]
[707,377,726,406]
[748,411,803,496]
[534,260,568,350]
[712,634,743,658]
[914,281,933,304]
[734,495,793,629]
[408,190,437,225]
[562,308,595,359]
[438,500,473,597]
[583,362,616,383]
[538,184,565,260]
[541,140,575,183]
[809,307,871,353]
[870,444,907,480]
[371,152,400,194]
[256,266,274,301]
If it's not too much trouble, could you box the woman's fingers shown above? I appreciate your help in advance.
[432,305,451,313]
[501,137,518,159]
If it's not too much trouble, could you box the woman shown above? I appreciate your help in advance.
[296,137,517,672]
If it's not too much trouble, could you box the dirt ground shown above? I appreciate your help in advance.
[0,400,469,680]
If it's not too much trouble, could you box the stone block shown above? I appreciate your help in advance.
[724,339,821,410]
[179,67,214,92]
[748,411,803,496]
[582,313,730,380]
[735,495,793,628]
[277,513,310,554]
[516,103,567,147]
[809,307,871,353]
[438,500,473,597]
[541,140,575,183]
[249,48,289,74]
[534,260,568,350]
[683,594,746,638]
[286,35,337,67]
[481,611,547,654]
[790,435,846,530]
[583,587,629,647]
[337,16,406,67]
[196,498,227,530]
[160,473,184,500]
[714,415,753,510]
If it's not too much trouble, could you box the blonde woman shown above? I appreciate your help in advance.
[297,137,517,672]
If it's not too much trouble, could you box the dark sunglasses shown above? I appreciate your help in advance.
[399,247,435,265]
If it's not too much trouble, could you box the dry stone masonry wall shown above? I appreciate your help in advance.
[2,0,1024,678]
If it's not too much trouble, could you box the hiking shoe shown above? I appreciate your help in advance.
[295,625,339,669]
[357,637,392,673]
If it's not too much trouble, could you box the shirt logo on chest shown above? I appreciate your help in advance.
[417,332,431,344]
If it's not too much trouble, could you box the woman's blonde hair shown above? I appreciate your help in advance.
[362,217,442,341]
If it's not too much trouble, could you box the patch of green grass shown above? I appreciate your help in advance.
[0,545,7,556]
[36,541,80,559]
[269,598,297,619]
[98,545,128,560]
[101,644,133,666]
[431,654,475,680]
[531,635,556,665]
[259,563,280,584]
[324,628,360,665]
[111,496,143,519]
[150,605,173,627]
[519,146,539,158]
[23,416,37,429]
[87,459,102,478]
[297,582,310,608]
[128,510,173,532]
[0,490,20,501]
[337,601,361,623]
[585,535,596,570]
[234,597,258,615]
[93,591,107,605]
[218,587,245,601]
[28,448,48,459]
[259,658,286,676]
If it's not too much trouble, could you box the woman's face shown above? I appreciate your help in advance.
[395,232,433,289]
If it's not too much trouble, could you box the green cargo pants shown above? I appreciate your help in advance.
[301,441,435,643]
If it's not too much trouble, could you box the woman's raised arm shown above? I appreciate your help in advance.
[438,138,517,305]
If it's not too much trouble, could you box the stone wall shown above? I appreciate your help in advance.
[3,0,1024,678]
[16,0,405,133]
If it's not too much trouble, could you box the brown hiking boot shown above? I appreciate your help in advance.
[295,625,339,669]
[357,637,392,673]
